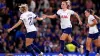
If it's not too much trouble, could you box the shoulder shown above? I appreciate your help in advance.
[57,9,62,12]
[89,15,94,18]
[20,13,25,18]
[28,11,35,15]
[88,15,95,20]
[68,9,74,12]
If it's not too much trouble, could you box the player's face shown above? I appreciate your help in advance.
[61,2,67,9]
[85,11,90,18]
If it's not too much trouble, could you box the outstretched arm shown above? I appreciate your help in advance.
[36,15,46,20]
[7,20,22,33]
[74,12,82,25]
[44,14,57,19]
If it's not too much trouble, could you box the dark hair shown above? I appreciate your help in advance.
[85,9,94,15]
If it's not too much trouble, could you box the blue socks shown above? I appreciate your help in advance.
[71,40,80,48]
[60,40,80,53]
[31,44,41,54]
[26,45,36,56]
[86,50,89,56]
[60,40,65,53]
[26,44,41,56]
[97,47,100,53]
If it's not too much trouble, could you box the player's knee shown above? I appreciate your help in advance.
[68,37,73,42]
[95,43,99,47]
[26,39,33,46]
[60,37,66,41]
[86,42,90,47]
[86,44,91,50]
[60,34,68,40]
[26,41,32,47]
[26,43,31,47]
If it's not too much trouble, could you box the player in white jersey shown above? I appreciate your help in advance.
[7,4,45,56]
[43,1,83,56]
[92,10,100,56]
[85,9,100,56]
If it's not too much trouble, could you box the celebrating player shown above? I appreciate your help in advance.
[7,4,45,56]
[43,1,83,56]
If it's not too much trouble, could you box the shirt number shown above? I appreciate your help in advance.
[28,17,33,25]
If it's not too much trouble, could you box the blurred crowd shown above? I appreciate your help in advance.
[0,0,100,53]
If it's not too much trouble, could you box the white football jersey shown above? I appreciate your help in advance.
[20,11,37,33]
[57,9,74,29]
[88,15,98,34]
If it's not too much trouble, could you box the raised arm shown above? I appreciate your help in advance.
[7,20,22,33]
[74,12,82,25]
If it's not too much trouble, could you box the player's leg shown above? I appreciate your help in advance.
[25,31,42,56]
[86,37,92,56]
[31,43,43,56]
[68,35,80,48]
[60,28,72,53]
[26,38,35,56]
[96,24,100,55]
[93,39,100,56]
[59,33,69,56]
[26,31,43,56]
[97,36,100,54]
[93,33,100,56]
[68,35,84,54]
[58,28,72,56]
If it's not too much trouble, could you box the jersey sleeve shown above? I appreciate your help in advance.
[69,10,75,15]
[32,13,37,19]
[90,15,95,21]
[56,9,61,17]
[20,14,24,20]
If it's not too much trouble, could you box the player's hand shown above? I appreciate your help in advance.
[79,21,82,25]
[7,28,12,33]
[42,14,47,19]
[86,24,90,28]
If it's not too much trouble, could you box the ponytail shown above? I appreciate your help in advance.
[66,0,71,9]
[85,9,95,15]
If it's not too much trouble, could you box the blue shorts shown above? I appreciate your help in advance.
[62,28,72,34]
[26,31,37,38]
[88,33,99,40]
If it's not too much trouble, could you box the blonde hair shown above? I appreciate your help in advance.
[66,0,71,9]
[66,0,71,5]
[19,4,28,13]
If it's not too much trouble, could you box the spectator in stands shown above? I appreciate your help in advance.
[0,0,6,9]
[85,0,95,9]
[71,0,80,12]
[27,0,36,12]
